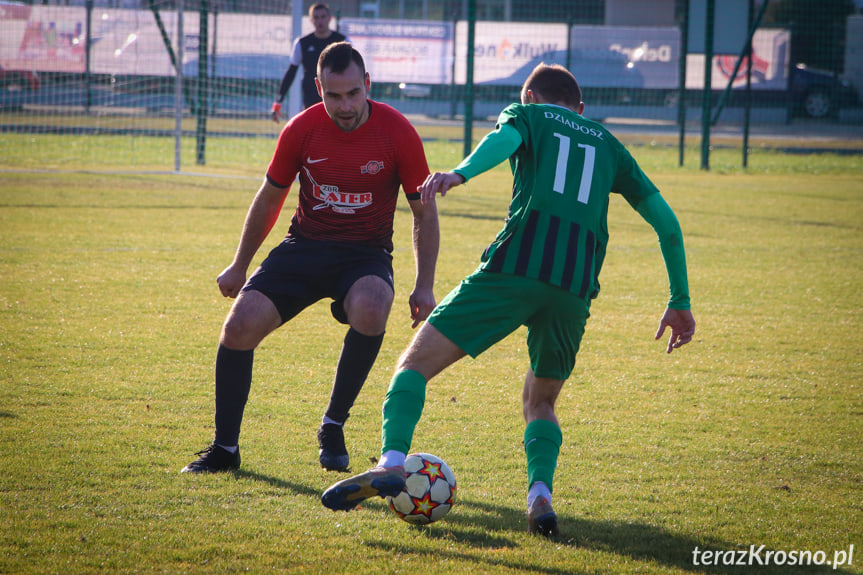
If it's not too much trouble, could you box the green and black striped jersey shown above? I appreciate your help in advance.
[478,103,660,299]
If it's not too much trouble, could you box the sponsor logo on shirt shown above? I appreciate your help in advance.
[360,160,384,175]
[303,166,372,214]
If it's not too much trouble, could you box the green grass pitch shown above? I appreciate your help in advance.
[1,134,861,574]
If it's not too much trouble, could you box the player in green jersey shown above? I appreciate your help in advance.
[321,63,696,536]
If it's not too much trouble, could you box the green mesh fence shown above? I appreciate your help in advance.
[1,0,859,173]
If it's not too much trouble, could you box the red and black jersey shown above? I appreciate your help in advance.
[266,100,429,252]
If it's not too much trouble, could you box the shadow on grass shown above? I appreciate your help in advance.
[230,472,854,575]
[234,468,321,498]
[370,497,857,575]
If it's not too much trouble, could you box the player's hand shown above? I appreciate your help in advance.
[408,287,436,329]
[655,307,695,354]
[270,102,282,123]
[217,264,247,299]
[418,171,465,205]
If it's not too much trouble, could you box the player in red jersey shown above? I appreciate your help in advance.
[182,42,439,474]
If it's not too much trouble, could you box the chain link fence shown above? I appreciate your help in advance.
[1,0,860,171]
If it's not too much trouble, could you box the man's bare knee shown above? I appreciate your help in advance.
[345,277,393,335]
[220,316,260,350]
[220,292,281,350]
[349,302,391,334]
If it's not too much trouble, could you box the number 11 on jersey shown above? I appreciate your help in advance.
[553,132,595,205]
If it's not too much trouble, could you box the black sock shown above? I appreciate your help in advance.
[324,328,385,424]
[214,344,254,447]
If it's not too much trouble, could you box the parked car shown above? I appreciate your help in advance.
[789,63,859,119]
[0,68,39,91]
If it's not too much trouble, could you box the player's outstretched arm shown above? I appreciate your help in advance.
[655,307,695,354]
[419,172,464,204]
[418,123,523,205]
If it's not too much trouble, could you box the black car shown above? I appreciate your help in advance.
[789,63,859,119]
[0,68,39,91]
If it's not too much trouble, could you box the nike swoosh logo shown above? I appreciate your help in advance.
[307,157,328,164]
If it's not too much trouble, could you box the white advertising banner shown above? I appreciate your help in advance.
[454,21,568,85]
[686,28,791,90]
[91,8,183,76]
[339,19,453,84]
[0,5,302,78]
[0,4,87,73]
[455,22,679,89]
[183,13,304,79]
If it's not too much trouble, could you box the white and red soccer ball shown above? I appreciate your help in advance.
[386,453,457,525]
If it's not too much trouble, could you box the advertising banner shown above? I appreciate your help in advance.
[90,8,180,76]
[182,13,301,79]
[339,19,452,84]
[0,4,86,73]
[454,21,568,85]
[571,26,680,89]
[0,5,301,78]
[0,6,789,90]
[686,29,790,90]
[455,22,680,89]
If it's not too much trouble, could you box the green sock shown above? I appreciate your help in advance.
[524,419,562,493]
[381,369,427,456]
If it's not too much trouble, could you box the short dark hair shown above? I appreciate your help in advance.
[521,63,582,109]
[318,41,366,78]
[309,3,330,18]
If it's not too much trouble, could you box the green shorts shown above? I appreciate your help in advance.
[427,269,590,380]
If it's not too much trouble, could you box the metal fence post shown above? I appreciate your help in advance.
[700,0,714,171]
[462,0,476,158]
[678,0,689,167]
[195,0,209,166]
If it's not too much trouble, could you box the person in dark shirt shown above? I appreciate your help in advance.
[271,3,347,121]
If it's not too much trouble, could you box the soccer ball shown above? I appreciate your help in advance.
[386,453,457,525]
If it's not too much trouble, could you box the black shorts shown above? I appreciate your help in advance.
[242,236,394,324]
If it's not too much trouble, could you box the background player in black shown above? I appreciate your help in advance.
[271,3,347,120]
